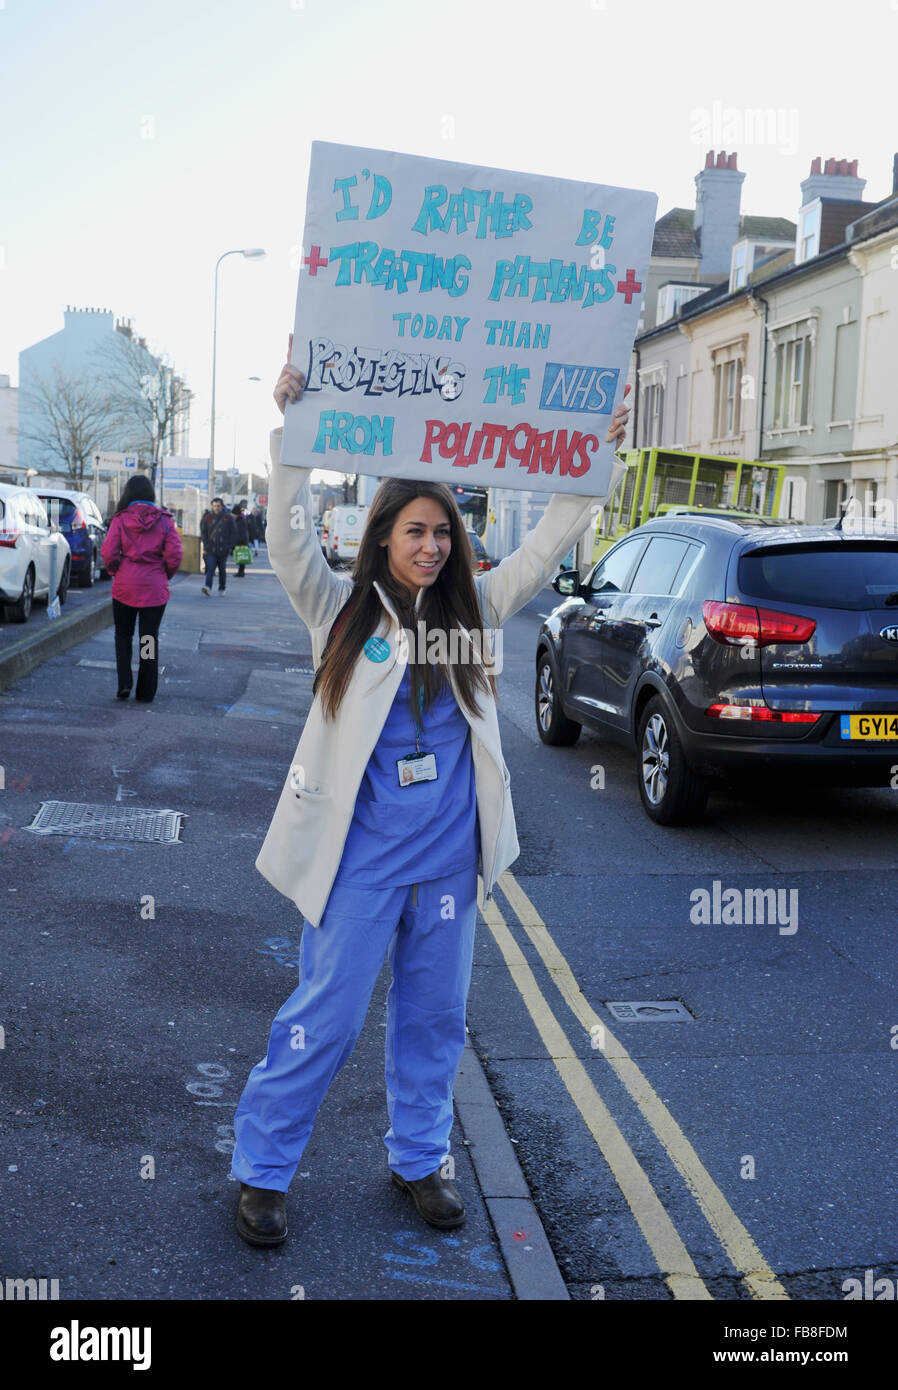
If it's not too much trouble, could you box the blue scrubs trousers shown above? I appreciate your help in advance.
[230,861,479,1191]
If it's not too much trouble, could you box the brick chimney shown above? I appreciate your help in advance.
[801,156,866,205]
[694,150,745,278]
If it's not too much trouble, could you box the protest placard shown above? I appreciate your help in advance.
[282,141,657,497]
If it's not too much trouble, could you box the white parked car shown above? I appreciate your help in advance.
[0,482,72,622]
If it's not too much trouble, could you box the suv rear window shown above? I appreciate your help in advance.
[739,544,898,611]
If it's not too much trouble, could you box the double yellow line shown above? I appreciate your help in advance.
[477,872,788,1301]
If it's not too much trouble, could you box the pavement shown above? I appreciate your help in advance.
[0,571,118,693]
[0,548,566,1301]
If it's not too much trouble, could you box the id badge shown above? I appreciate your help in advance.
[397,751,438,786]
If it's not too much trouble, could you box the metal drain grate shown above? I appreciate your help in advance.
[27,801,185,844]
[606,1000,693,1022]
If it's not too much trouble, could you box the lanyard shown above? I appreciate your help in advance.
[412,680,425,753]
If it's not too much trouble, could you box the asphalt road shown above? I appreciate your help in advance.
[1,550,895,1312]
[480,592,898,1301]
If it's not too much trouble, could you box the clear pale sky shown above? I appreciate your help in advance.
[2,0,895,479]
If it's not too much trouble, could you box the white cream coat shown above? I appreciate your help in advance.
[256,425,607,926]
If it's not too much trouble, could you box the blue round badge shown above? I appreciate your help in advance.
[363,636,390,663]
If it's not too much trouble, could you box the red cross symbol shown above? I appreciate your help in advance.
[303,246,329,276]
[616,269,643,304]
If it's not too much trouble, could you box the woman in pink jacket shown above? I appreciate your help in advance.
[100,475,183,703]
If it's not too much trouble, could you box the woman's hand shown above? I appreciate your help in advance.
[274,331,306,415]
[604,381,632,446]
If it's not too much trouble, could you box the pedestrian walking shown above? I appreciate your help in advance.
[200,497,236,595]
[100,475,182,703]
[248,506,264,556]
[230,334,631,1247]
[254,506,267,551]
[231,501,253,577]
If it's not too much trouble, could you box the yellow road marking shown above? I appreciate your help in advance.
[477,880,712,1300]
[496,871,790,1301]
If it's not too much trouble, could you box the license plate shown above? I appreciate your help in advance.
[840,714,898,740]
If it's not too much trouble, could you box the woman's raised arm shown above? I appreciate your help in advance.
[266,334,351,632]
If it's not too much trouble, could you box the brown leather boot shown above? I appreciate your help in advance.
[390,1168,466,1229]
[236,1183,288,1246]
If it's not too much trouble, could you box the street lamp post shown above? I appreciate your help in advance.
[229,375,263,507]
[210,247,265,506]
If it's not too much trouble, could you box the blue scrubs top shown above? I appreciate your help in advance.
[334,663,479,888]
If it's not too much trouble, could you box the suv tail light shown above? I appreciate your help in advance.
[702,600,816,647]
[706,703,820,724]
[70,508,88,530]
[0,529,21,548]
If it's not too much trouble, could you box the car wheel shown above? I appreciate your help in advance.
[637,694,708,825]
[57,559,70,605]
[535,653,581,746]
[79,550,96,588]
[6,566,35,623]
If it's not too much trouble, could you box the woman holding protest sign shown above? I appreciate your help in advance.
[230,333,630,1247]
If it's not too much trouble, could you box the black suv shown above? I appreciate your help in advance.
[535,517,898,824]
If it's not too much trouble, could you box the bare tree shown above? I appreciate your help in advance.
[19,365,118,487]
[93,326,192,488]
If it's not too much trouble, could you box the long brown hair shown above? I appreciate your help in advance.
[313,479,498,721]
[115,475,155,514]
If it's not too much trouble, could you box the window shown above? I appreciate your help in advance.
[824,479,848,519]
[674,372,689,443]
[730,242,748,291]
[629,537,691,595]
[671,542,703,595]
[23,496,46,529]
[656,284,708,326]
[713,357,742,439]
[832,318,858,422]
[642,381,664,446]
[782,477,807,522]
[588,537,646,594]
[797,204,820,263]
[773,330,813,428]
[45,497,77,525]
[739,545,898,611]
[790,339,805,422]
